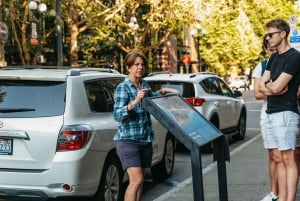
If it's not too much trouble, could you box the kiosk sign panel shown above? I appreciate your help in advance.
[143,94,229,201]
[143,95,223,149]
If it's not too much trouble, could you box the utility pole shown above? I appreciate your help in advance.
[0,0,7,67]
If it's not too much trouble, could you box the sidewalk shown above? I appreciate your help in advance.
[154,135,300,201]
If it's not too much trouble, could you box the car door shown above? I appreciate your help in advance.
[84,78,123,152]
[202,77,235,129]
[216,78,240,127]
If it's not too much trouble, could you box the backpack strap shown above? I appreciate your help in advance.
[261,60,268,76]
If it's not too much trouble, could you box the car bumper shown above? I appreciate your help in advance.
[0,150,107,199]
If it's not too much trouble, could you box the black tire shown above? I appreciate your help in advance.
[94,155,124,201]
[151,134,175,182]
[202,117,218,153]
[202,142,213,153]
[235,111,246,140]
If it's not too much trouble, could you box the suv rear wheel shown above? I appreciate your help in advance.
[151,134,175,182]
[94,154,124,201]
[235,111,246,140]
[202,116,219,153]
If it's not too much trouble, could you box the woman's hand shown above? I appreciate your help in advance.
[136,88,148,101]
[160,88,180,95]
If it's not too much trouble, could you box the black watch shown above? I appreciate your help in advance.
[264,80,272,86]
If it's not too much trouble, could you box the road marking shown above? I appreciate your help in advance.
[246,128,260,131]
[153,134,262,201]
[247,109,261,112]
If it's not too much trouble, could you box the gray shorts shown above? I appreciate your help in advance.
[116,140,153,171]
[264,111,300,150]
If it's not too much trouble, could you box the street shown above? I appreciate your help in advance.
[142,89,263,201]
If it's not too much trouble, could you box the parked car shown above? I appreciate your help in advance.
[229,75,250,90]
[0,67,175,201]
[145,72,247,152]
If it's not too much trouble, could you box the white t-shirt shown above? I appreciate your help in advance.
[253,61,267,119]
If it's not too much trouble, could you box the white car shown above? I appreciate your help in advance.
[145,72,247,152]
[0,67,175,201]
[229,75,250,90]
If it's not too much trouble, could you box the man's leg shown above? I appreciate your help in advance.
[273,111,299,201]
[273,149,286,201]
[268,149,279,196]
[295,144,300,176]
[264,113,280,199]
[281,150,298,201]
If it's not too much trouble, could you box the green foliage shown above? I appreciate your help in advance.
[200,0,300,76]
[3,0,300,72]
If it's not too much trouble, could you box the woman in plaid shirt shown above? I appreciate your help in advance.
[113,51,178,201]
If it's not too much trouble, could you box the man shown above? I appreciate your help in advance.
[253,37,278,201]
[259,18,300,201]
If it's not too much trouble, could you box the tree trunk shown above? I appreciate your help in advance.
[69,23,79,67]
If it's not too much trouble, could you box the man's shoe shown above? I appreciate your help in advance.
[261,193,272,201]
[261,192,279,201]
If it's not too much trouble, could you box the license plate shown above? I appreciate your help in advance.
[0,139,13,155]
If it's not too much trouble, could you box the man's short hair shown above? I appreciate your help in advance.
[265,18,290,38]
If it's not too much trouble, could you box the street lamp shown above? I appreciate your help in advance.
[128,16,139,48]
[190,24,206,72]
[28,0,47,64]
[56,0,63,66]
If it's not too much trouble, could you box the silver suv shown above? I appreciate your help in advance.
[0,67,175,201]
[145,72,247,152]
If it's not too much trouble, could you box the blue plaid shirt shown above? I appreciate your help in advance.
[113,78,154,142]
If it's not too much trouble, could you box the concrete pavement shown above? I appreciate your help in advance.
[153,134,300,201]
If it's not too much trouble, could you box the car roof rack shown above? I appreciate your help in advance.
[67,68,119,76]
[147,71,172,77]
[2,66,72,70]
[2,66,119,76]
[189,72,217,78]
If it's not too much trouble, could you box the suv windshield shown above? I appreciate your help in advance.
[148,81,195,97]
[0,80,66,118]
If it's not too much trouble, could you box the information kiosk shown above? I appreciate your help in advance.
[142,94,230,201]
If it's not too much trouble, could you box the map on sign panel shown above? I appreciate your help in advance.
[149,95,222,146]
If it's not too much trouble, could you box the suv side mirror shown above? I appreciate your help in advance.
[233,90,242,97]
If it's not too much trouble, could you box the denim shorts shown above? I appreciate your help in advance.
[116,140,153,171]
[264,111,300,150]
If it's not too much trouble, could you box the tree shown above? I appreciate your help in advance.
[3,0,300,73]
[199,0,299,76]
[76,0,199,68]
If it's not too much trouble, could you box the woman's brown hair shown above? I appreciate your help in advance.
[124,51,148,69]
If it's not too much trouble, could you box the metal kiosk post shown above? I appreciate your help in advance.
[142,94,230,201]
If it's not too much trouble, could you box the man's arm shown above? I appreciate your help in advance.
[254,77,266,100]
[258,70,289,95]
[258,70,273,95]
[264,72,290,94]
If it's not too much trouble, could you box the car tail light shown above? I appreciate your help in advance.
[185,97,205,106]
[57,125,93,151]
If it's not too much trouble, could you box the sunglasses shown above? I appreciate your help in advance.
[265,31,282,38]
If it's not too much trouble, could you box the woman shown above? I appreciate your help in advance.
[113,51,178,201]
